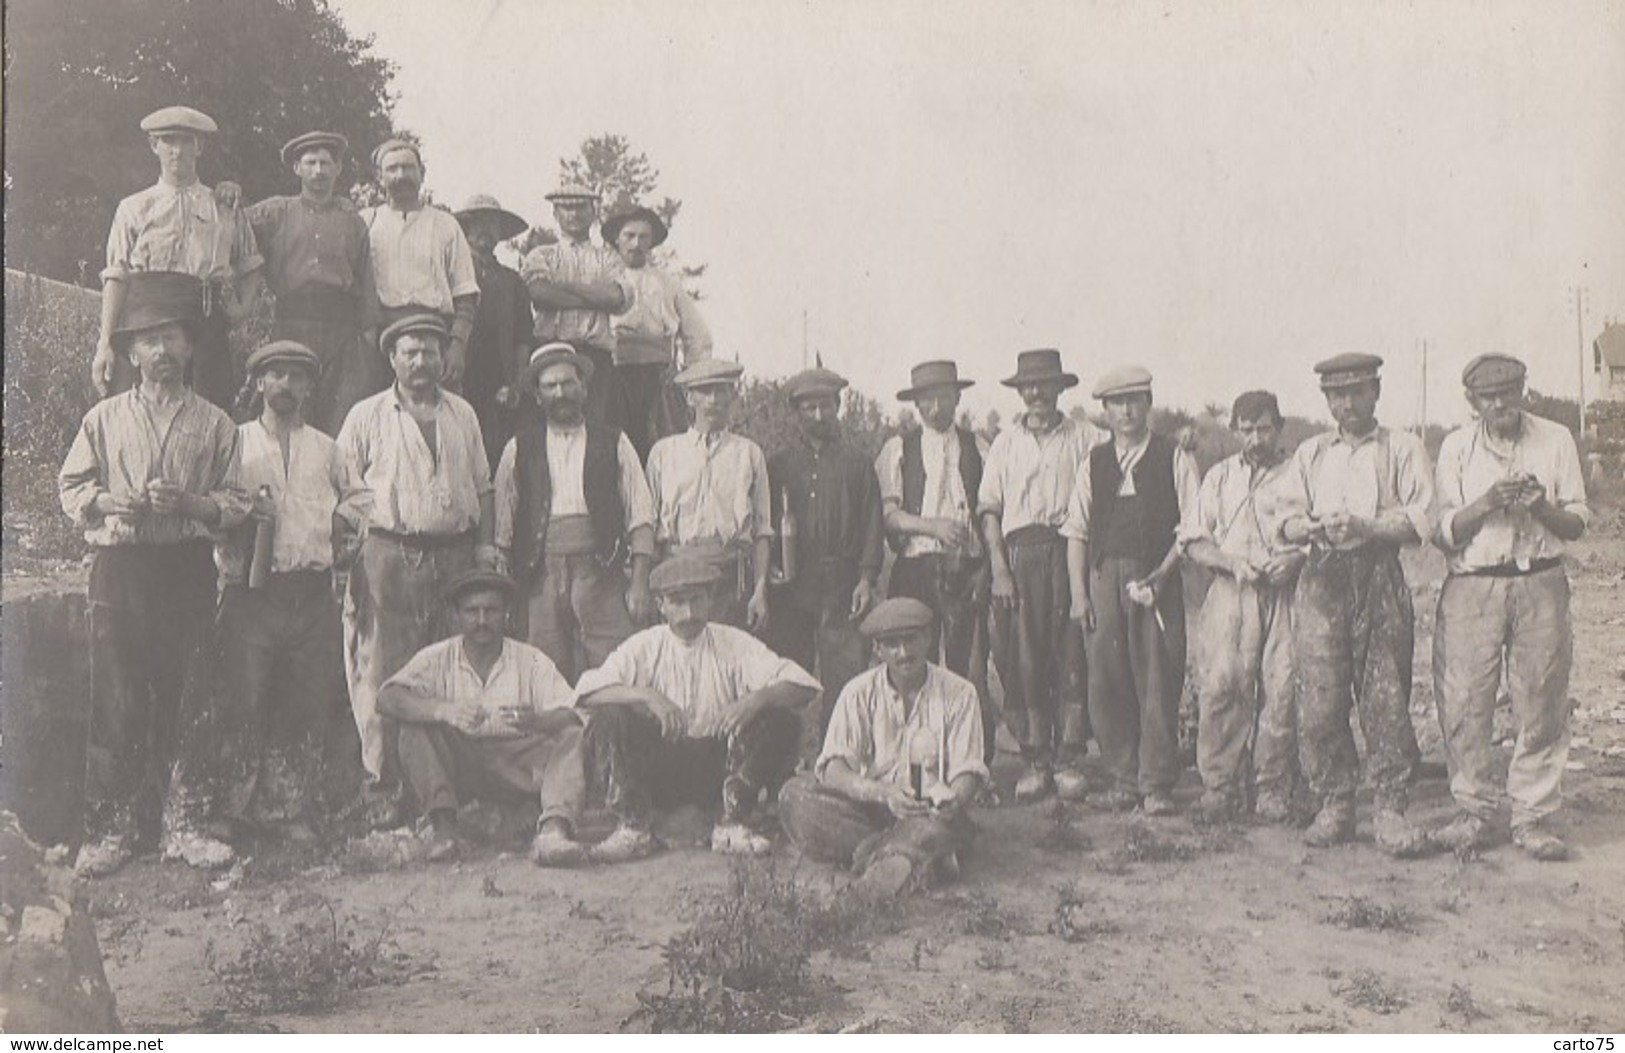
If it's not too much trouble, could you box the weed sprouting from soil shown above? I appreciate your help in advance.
[1322,895,1419,934]
[951,889,1027,939]
[1445,982,1491,1022]
[1036,801,1093,853]
[1048,881,1120,943]
[1332,969,1409,1015]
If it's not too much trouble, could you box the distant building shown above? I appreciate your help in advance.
[1597,322,1625,401]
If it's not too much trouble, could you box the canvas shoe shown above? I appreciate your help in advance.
[1014,766,1054,803]
[1303,806,1355,848]
[1512,823,1569,862]
[1084,788,1139,813]
[529,826,589,868]
[1142,792,1179,817]
[1053,767,1091,802]
[1430,812,1493,852]
[1372,809,1432,859]
[589,825,660,864]
[162,828,237,869]
[75,835,133,879]
[711,823,773,856]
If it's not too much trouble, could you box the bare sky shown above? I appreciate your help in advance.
[330,0,1624,426]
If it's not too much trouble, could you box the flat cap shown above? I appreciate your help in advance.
[859,597,936,639]
[379,313,448,353]
[649,556,722,594]
[1314,353,1384,389]
[442,568,517,605]
[673,358,744,389]
[783,368,849,403]
[545,183,599,204]
[281,130,348,167]
[140,106,217,136]
[1092,365,1154,400]
[246,340,321,378]
[1462,353,1526,392]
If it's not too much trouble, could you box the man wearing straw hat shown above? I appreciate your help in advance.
[780,597,985,896]
[455,193,534,464]
[977,348,1105,804]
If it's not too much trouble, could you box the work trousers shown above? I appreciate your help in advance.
[765,603,868,741]
[1194,573,1298,805]
[1294,545,1421,816]
[344,532,475,780]
[991,530,1087,769]
[84,543,217,843]
[1087,557,1187,796]
[889,553,996,765]
[572,343,629,434]
[168,573,343,831]
[398,723,587,829]
[582,703,801,827]
[778,774,974,869]
[522,553,636,684]
[617,361,688,463]
[272,294,385,436]
[1433,566,1571,828]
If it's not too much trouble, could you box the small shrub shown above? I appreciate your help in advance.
[1048,881,1119,944]
[1035,801,1093,854]
[1322,895,1419,934]
[1332,969,1409,1015]
[1445,982,1490,1022]
[952,889,1026,939]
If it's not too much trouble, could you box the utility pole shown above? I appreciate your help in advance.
[802,309,810,369]
[1419,338,1428,436]
[1574,286,1588,436]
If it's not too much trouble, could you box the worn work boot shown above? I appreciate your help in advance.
[1194,791,1237,823]
[711,822,774,856]
[1252,793,1294,825]
[1084,788,1139,813]
[75,835,134,879]
[852,854,917,900]
[1512,823,1569,862]
[590,825,660,864]
[1303,806,1355,848]
[162,828,237,870]
[1053,767,1090,802]
[1430,812,1493,853]
[1141,792,1179,817]
[417,809,460,863]
[530,824,589,868]
[1014,765,1054,804]
[1372,808,1432,859]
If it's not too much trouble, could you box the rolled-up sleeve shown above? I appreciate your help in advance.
[1552,428,1591,526]
[976,434,1008,518]
[1433,431,1470,549]
[1387,431,1436,546]
[875,436,904,511]
[59,417,107,528]
[493,438,519,551]
[749,442,774,540]
[1059,453,1094,542]
[815,684,871,778]
[942,681,989,784]
[102,201,138,283]
[1172,446,1203,541]
[617,434,657,554]
[675,287,712,362]
[446,223,480,300]
[1181,460,1226,549]
[525,652,578,712]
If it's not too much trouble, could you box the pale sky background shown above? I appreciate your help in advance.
[330,0,1625,427]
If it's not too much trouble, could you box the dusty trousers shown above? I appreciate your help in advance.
[778,774,974,869]
[1194,573,1298,806]
[888,553,996,764]
[1293,544,1421,816]
[1433,566,1571,827]
[398,722,587,829]
[1086,557,1187,796]
[990,529,1088,769]
[271,290,386,436]
[520,552,636,684]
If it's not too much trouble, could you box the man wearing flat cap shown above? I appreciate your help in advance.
[455,194,534,465]
[780,598,985,895]
[521,184,636,431]
[1065,365,1201,816]
[361,140,480,387]
[94,106,265,407]
[1277,353,1434,856]
[767,368,886,736]
[60,271,248,877]
[337,312,500,822]
[576,557,819,860]
[605,205,714,460]
[1429,354,1589,861]
[875,361,996,768]
[166,340,366,866]
[378,570,593,866]
[977,349,1105,803]
[494,344,656,682]
[1180,390,1307,822]
[644,358,774,630]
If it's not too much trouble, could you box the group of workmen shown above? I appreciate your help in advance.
[56,106,1592,892]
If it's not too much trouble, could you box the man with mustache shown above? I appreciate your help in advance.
[93,107,264,407]
[61,272,246,877]
[360,140,480,388]
[1277,354,1434,856]
[1429,354,1589,861]
[167,341,365,866]
[977,349,1105,804]
[493,344,656,682]
[644,358,773,630]
[454,194,534,465]
[336,314,499,826]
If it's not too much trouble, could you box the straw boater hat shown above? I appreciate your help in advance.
[140,106,217,136]
[111,272,204,351]
[1313,353,1383,390]
[1091,365,1153,400]
[545,182,599,204]
[673,359,744,389]
[897,360,974,402]
[245,340,322,379]
[280,131,348,167]
[454,194,528,240]
[519,342,595,392]
[601,206,669,247]
[378,313,447,355]
[1461,353,1526,393]
[1000,348,1078,389]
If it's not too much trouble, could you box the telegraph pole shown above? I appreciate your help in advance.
[1574,286,1588,436]
[1419,338,1428,436]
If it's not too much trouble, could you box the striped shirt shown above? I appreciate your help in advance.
[491,424,657,553]
[520,238,634,350]
[384,636,575,739]
[337,385,492,536]
[645,429,774,550]
[216,421,366,583]
[361,204,479,313]
[103,180,263,283]
[59,389,244,546]
[247,194,374,305]
[613,265,713,366]
[978,415,1105,536]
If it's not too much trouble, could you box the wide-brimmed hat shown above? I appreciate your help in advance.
[1462,353,1526,393]
[455,193,528,240]
[1314,353,1384,390]
[519,342,595,392]
[280,131,348,167]
[111,272,203,348]
[141,106,217,136]
[897,360,974,402]
[443,568,517,605]
[602,206,668,247]
[379,313,448,355]
[1000,349,1078,389]
[246,340,322,378]
[545,183,599,204]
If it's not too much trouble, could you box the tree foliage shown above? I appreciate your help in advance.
[4,0,399,285]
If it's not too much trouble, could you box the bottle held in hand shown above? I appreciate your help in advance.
[249,485,275,589]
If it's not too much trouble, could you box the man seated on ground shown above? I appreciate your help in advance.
[376,569,592,867]
[780,598,985,896]
[575,557,819,860]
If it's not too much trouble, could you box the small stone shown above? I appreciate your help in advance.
[43,845,70,866]
[1565,761,1587,772]
[17,906,67,943]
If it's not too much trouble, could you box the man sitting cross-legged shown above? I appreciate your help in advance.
[377,568,592,866]
[575,557,819,861]
[780,598,986,896]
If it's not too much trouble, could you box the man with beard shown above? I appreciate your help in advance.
[644,358,773,630]
[337,314,498,822]
[604,205,713,460]
[766,369,885,737]
[93,107,264,406]
[1277,354,1434,856]
[494,344,656,682]
[1429,354,1589,861]
[361,140,480,388]
[454,194,533,465]
[167,341,365,865]
[874,361,996,767]
[61,272,246,876]
[1181,390,1306,822]
[977,349,1104,804]
[521,184,635,429]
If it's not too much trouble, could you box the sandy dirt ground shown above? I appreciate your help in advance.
[79,511,1625,1034]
